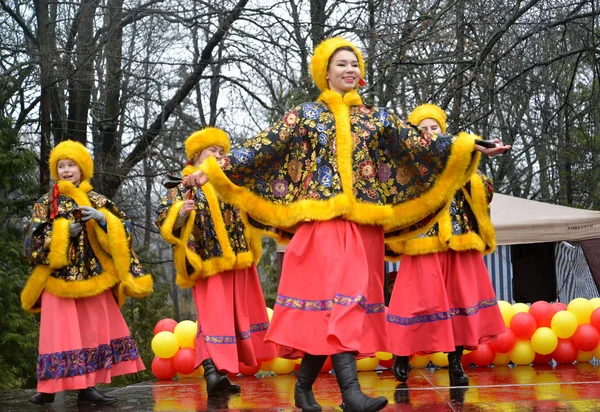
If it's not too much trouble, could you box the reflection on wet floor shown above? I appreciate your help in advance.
[1,363,599,411]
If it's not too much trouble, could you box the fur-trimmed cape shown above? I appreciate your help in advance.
[155,167,262,289]
[22,180,153,313]
[200,90,481,237]
[386,170,496,257]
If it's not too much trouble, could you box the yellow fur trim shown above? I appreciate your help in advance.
[310,37,365,92]
[48,218,70,269]
[159,185,256,289]
[408,104,447,133]
[239,212,264,264]
[45,271,119,300]
[202,104,478,233]
[158,200,201,288]
[448,232,486,252]
[389,236,448,256]
[49,140,94,182]
[20,265,53,313]
[465,174,497,254]
[202,156,355,230]
[185,127,231,160]
[100,207,153,298]
[182,164,198,177]
[382,132,480,231]
[29,181,153,304]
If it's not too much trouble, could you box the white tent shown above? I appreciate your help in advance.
[492,194,600,245]
[486,194,600,303]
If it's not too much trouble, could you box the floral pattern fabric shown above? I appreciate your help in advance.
[36,335,140,380]
[222,102,463,214]
[25,192,147,282]
[155,183,256,265]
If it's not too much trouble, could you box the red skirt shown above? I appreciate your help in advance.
[387,250,506,355]
[192,265,276,374]
[37,290,145,393]
[265,219,388,358]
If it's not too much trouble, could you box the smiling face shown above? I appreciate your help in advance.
[57,158,82,185]
[418,118,443,134]
[194,145,225,167]
[326,49,360,95]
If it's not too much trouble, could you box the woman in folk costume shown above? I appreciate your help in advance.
[386,104,507,386]
[183,38,509,412]
[154,127,276,396]
[22,140,153,406]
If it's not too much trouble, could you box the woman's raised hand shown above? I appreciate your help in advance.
[183,170,208,187]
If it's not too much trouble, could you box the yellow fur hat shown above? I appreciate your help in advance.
[185,127,231,161]
[408,104,447,133]
[49,140,94,182]
[310,37,365,92]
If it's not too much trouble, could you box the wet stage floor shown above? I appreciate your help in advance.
[2,363,600,411]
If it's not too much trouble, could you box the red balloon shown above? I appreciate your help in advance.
[572,324,600,352]
[552,302,568,312]
[551,338,578,364]
[379,358,393,369]
[532,353,553,365]
[320,356,333,373]
[238,362,261,376]
[461,351,472,368]
[591,308,600,332]
[489,329,517,353]
[152,356,177,380]
[172,348,196,375]
[529,301,556,328]
[510,312,538,339]
[154,318,178,336]
[468,344,496,367]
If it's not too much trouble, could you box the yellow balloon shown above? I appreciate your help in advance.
[530,327,558,355]
[192,366,204,378]
[173,320,197,349]
[589,297,600,310]
[356,357,379,371]
[493,352,511,366]
[567,298,594,325]
[430,352,449,367]
[509,340,535,365]
[409,353,431,369]
[266,307,274,321]
[551,310,578,338]
[512,365,536,383]
[293,358,302,364]
[376,351,393,361]
[576,350,594,362]
[151,331,179,358]
[270,357,296,374]
[512,302,530,313]
[498,300,515,327]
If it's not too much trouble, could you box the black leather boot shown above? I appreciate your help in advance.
[202,358,241,395]
[391,355,410,383]
[29,392,55,405]
[448,346,469,386]
[77,387,118,406]
[206,391,232,411]
[393,383,410,404]
[331,352,388,412]
[294,354,327,411]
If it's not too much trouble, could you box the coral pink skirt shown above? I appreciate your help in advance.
[193,265,276,373]
[37,290,145,393]
[387,250,506,355]
[265,219,388,358]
